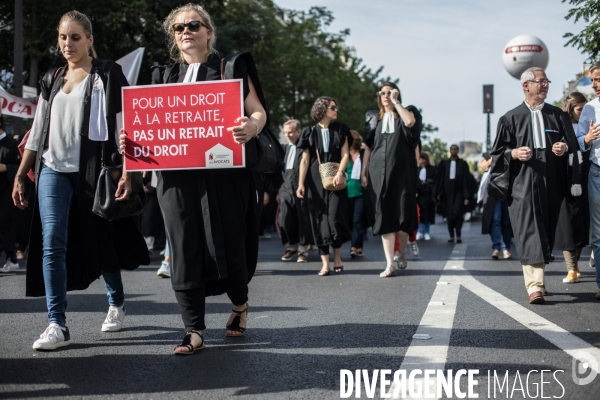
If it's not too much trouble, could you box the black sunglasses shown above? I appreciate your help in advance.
[172,20,207,34]
[328,105,338,111]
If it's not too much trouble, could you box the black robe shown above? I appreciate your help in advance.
[364,108,421,235]
[416,165,437,225]
[297,122,351,246]
[151,54,259,295]
[278,139,307,246]
[554,146,589,250]
[26,59,150,297]
[491,102,579,265]
[0,134,19,255]
[434,158,470,229]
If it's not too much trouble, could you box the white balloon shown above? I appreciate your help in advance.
[502,34,549,79]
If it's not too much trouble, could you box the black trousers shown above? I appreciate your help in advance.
[447,195,464,238]
[318,238,343,256]
[174,273,249,332]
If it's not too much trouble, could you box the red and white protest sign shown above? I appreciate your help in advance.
[122,79,244,171]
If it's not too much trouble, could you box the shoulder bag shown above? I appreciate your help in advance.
[220,53,284,173]
[314,127,347,191]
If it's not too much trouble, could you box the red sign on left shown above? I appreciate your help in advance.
[122,79,245,171]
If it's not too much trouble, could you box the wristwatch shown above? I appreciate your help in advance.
[392,100,400,105]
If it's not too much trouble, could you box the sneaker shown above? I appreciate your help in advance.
[562,271,578,284]
[408,241,419,257]
[416,232,424,241]
[0,260,19,273]
[264,232,272,239]
[157,261,171,278]
[491,250,500,260]
[379,265,396,278]
[424,233,431,241]
[297,254,308,263]
[16,250,25,260]
[350,249,364,258]
[33,323,70,350]
[503,250,512,259]
[101,305,126,332]
[281,250,297,261]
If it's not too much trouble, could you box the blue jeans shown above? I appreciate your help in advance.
[418,223,431,235]
[491,200,512,251]
[349,196,364,248]
[588,163,600,288]
[38,164,125,327]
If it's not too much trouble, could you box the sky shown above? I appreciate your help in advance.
[275,0,588,148]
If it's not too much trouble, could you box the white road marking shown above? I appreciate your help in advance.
[387,236,600,399]
[388,244,465,399]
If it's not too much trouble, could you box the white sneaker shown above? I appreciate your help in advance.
[415,232,423,240]
[424,233,431,241]
[0,260,19,273]
[157,261,171,278]
[33,323,70,350]
[408,241,419,257]
[102,305,126,332]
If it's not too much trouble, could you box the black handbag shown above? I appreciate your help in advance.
[92,145,146,220]
[487,151,512,201]
[220,52,284,173]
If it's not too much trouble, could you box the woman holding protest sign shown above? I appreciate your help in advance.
[12,11,149,351]
[120,3,267,354]
[296,97,351,276]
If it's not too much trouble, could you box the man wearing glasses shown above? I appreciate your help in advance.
[576,61,600,300]
[490,67,580,304]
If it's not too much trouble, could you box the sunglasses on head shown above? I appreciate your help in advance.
[172,20,207,34]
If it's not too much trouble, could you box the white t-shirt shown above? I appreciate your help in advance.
[26,76,89,172]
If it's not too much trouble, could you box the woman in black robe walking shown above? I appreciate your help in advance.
[121,4,267,354]
[296,97,351,276]
[361,82,422,277]
[555,92,590,283]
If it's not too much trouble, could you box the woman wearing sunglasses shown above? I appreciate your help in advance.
[361,82,422,277]
[12,11,149,350]
[296,97,351,276]
[121,3,266,354]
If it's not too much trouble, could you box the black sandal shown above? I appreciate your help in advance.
[334,265,344,273]
[226,304,248,337]
[173,330,205,355]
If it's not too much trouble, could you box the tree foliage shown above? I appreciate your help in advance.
[1,0,431,135]
[562,0,600,60]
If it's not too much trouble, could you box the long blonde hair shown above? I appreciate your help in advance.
[57,11,98,58]
[162,3,218,63]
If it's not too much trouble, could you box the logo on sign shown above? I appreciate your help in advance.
[205,144,233,168]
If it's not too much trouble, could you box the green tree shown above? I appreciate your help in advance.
[562,0,600,59]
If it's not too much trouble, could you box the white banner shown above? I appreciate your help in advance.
[0,86,37,119]
[116,47,145,86]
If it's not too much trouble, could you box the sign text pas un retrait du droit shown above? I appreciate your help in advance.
[122,79,245,171]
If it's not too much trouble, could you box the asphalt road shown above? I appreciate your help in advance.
[1,217,599,399]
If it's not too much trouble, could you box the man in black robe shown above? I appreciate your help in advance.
[435,144,470,243]
[491,67,580,304]
[278,120,309,262]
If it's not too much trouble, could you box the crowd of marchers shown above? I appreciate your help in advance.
[0,4,599,355]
